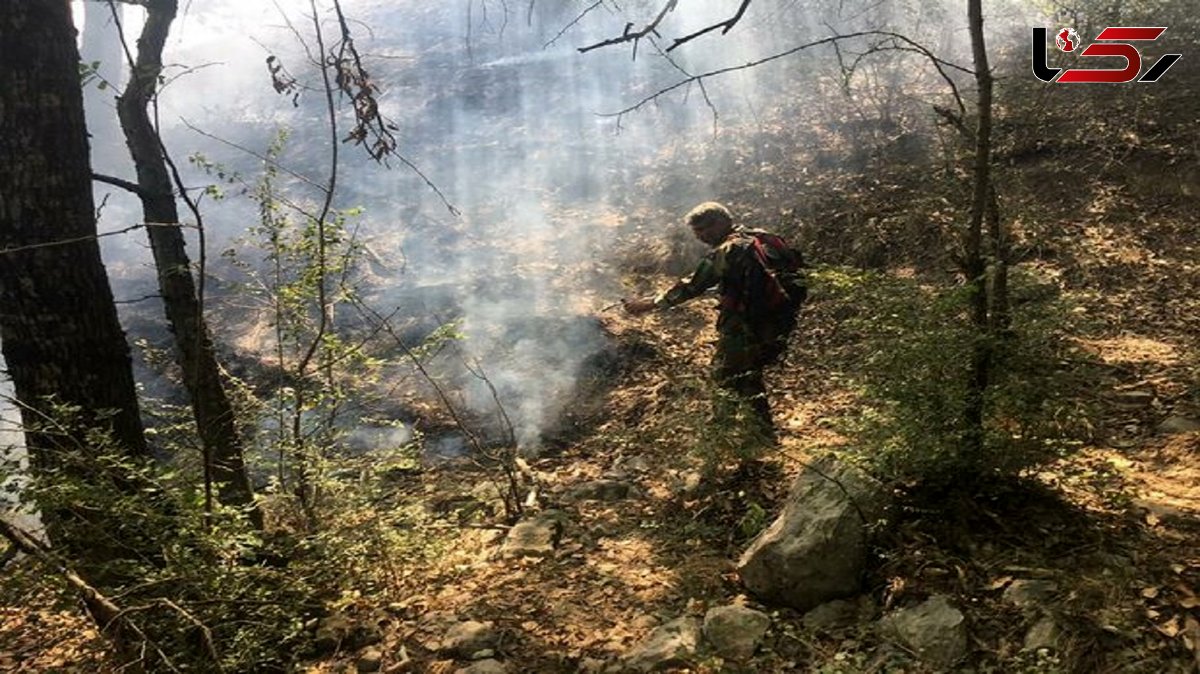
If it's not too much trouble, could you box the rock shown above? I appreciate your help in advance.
[622,455,651,473]
[455,659,509,674]
[501,513,564,558]
[881,595,969,669]
[576,657,607,673]
[703,605,770,661]
[1111,390,1155,409]
[1022,616,1061,652]
[737,456,889,611]
[1002,579,1058,610]
[802,599,859,632]
[622,616,701,672]
[356,648,383,673]
[313,612,354,653]
[567,479,638,502]
[313,611,380,653]
[1158,415,1200,435]
[441,620,499,658]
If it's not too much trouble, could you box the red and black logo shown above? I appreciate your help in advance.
[1032,27,1182,83]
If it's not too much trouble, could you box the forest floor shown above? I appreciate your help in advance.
[2,225,1199,673]
[4,131,1200,673]
[314,273,1198,674]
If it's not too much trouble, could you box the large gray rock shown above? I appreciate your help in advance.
[703,605,770,660]
[737,456,889,611]
[622,616,701,672]
[881,595,969,668]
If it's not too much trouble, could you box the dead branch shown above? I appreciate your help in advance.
[349,298,525,522]
[544,0,603,49]
[665,0,751,52]
[601,30,971,120]
[0,517,132,659]
[92,172,155,198]
[577,0,677,54]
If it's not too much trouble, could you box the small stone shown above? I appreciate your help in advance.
[631,614,660,631]
[1022,616,1060,652]
[1003,579,1059,610]
[703,604,770,660]
[501,514,563,558]
[356,648,383,673]
[623,616,701,672]
[881,595,969,669]
[576,656,607,673]
[678,471,703,497]
[624,456,651,473]
[1111,390,1155,409]
[567,479,638,502]
[454,659,508,674]
[1158,415,1200,435]
[441,620,499,657]
[802,599,859,632]
[313,612,354,654]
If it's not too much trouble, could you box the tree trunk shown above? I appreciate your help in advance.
[115,0,259,524]
[964,0,994,462]
[0,0,149,557]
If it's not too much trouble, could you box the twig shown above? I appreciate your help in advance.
[665,0,751,52]
[601,30,970,120]
[92,172,154,198]
[543,0,602,49]
[577,0,678,54]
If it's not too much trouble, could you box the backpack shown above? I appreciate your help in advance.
[742,230,807,317]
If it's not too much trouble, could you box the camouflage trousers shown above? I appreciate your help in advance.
[711,312,795,442]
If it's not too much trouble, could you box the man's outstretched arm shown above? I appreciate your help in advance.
[625,250,724,314]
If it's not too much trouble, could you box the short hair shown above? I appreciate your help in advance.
[685,202,734,230]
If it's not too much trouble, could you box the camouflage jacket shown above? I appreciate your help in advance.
[655,226,806,323]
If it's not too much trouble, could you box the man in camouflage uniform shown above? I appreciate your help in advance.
[624,202,806,440]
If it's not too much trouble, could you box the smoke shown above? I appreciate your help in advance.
[52,0,1034,454]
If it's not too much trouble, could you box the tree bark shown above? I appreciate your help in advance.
[0,0,149,559]
[964,0,994,461]
[115,0,259,524]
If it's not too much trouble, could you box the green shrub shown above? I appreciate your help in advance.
[815,265,1092,488]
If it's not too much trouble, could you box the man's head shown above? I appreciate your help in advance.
[686,201,734,246]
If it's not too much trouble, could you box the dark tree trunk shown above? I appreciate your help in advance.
[115,0,259,524]
[0,0,148,459]
[0,0,149,556]
[964,0,994,461]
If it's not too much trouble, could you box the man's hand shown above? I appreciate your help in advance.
[622,297,657,315]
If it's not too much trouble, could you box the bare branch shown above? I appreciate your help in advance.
[601,30,970,119]
[544,0,603,49]
[92,172,153,198]
[666,0,751,52]
[577,0,677,54]
[0,222,185,256]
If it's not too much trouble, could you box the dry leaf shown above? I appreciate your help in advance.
[1141,586,1161,599]
[1184,616,1200,668]
[986,576,1014,591]
[1146,512,1161,527]
[1181,597,1200,609]
[1157,616,1181,638]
